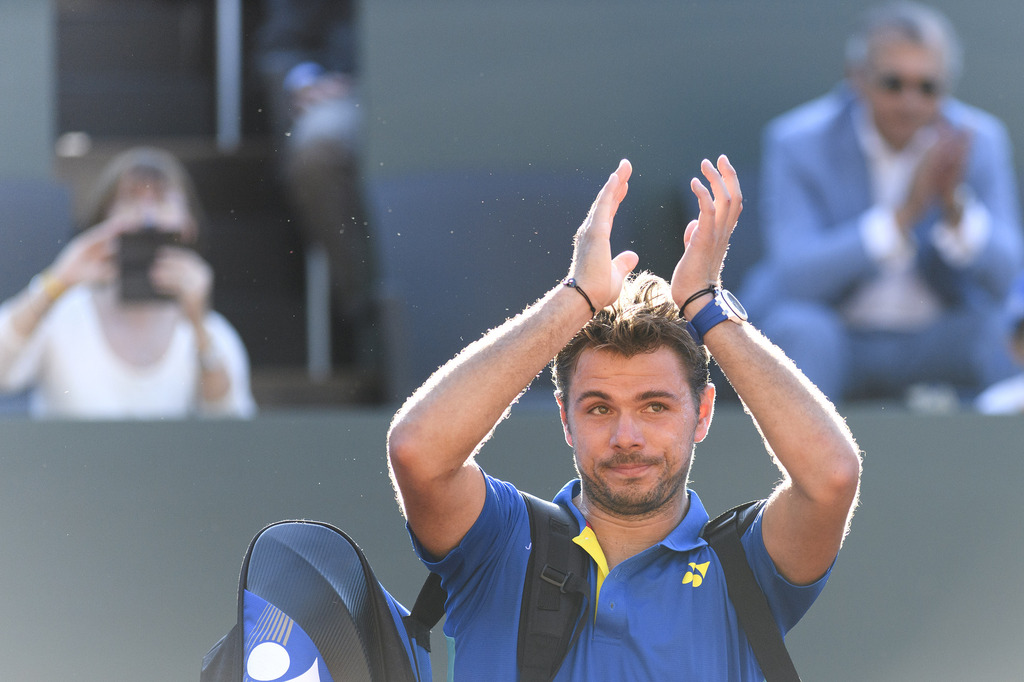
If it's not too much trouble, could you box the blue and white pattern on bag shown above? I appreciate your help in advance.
[243,590,334,682]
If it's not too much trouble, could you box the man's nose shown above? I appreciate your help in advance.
[611,414,644,449]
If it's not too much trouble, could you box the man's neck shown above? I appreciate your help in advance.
[573,491,689,571]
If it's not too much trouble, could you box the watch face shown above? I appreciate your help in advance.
[718,289,748,321]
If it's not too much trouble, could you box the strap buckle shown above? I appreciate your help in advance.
[540,564,573,594]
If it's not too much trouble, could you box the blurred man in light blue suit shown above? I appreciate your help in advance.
[743,1,1023,404]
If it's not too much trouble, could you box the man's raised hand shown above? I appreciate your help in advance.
[567,159,639,312]
[672,155,743,311]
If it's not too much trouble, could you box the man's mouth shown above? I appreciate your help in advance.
[604,457,659,478]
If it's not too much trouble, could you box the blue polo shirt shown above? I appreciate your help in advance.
[411,472,829,681]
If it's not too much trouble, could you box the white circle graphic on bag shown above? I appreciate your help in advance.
[247,641,291,680]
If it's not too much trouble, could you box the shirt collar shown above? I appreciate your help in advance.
[553,480,711,553]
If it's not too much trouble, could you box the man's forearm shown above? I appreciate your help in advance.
[704,318,861,583]
[388,283,592,473]
[703,319,860,495]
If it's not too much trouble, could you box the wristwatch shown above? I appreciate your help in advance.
[686,288,748,345]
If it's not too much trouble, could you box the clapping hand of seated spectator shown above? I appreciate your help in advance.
[898,122,971,233]
[932,124,971,225]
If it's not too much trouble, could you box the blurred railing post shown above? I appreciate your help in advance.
[215,0,242,152]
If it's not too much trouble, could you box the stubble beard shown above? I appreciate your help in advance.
[577,450,691,519]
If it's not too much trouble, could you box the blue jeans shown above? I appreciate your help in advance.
[757,301,1017,403]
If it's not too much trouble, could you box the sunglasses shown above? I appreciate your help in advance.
[875,73,942,98]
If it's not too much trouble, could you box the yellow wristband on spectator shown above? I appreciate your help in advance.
[31,271,68,302]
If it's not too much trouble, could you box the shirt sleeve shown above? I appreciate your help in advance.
[741,506,832,635]
[859,205,915,267]
[930,192,992,268]
[409,474,532,628]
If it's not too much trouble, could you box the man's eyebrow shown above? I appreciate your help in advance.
[574,389,682,405]
[637,390,681,402]
[574,389,610,405]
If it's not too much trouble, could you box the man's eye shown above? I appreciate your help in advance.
[588,405,609,415]
[647,403,666,413]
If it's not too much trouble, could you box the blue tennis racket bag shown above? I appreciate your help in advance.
[200,520,433,682]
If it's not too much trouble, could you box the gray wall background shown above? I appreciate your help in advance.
[0,405,1022,681]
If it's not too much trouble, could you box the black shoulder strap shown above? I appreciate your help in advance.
[702,500,801,682]
[406,571,445,652]
[406,492,592,682]
[409,496,797,680]
[516,491,591,682]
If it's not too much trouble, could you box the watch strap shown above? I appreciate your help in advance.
[688,298,728,345]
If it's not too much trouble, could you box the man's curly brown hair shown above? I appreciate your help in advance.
[551,271,710,406]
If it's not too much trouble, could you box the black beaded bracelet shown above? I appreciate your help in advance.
[681,286,716,318]
[562,278,597,316]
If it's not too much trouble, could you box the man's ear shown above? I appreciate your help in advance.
[694,383,716,444]
[555,391,574,447]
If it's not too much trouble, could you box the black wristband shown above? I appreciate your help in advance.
[681,287,715,318]
[562,278,597,316]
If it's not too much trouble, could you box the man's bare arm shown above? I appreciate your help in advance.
[675,156,862,585]
[386,161,639,558]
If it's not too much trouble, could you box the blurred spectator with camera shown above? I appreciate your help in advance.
[742,1,1023,405]
[0,146,256,419]
[253,0,380,386]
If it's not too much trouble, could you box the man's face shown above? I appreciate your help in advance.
[558,346,714,519]
[855,37,947,150]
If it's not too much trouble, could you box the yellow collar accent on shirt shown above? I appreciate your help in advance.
[573,525,608,613]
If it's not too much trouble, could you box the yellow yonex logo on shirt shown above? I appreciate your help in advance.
[682,562,710,587]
